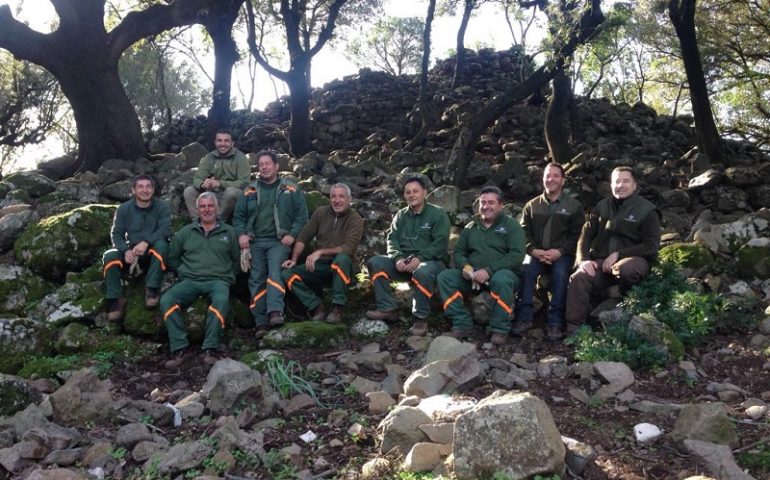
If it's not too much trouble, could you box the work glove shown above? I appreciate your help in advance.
[240,249,252,272]
[129,261,143,277]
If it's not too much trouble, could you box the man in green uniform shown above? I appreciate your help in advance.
[183,128,250,222]
[514,163,584,341]
[438,186,525,345]
[102,174,170,320]
[565,166,661,334]
[233,150,308,336]
[366,176,450,337]
[281,183,364,323]
[162,192,240,368]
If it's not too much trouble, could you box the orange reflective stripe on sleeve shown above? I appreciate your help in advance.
[148,248,167,271]
[331,264,351,285]
[443,291,463,310]
[286,274,302,291]
[267,278,286,294]
[371,271,390,283]
[411,277,432,298]
[208,306,226,328]
[103,260,123,277]
[250,290,266,309]
[163,304,180,321]
[490,291,513,315]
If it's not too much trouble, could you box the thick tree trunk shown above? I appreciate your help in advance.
[544,68,575,164]
[668,0,723,164]
[205,0,243,147]
[451,0,474,89]
[286,67,312,157]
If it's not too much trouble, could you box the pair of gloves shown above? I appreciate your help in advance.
[462,264,486,290]
[240,249,252,272]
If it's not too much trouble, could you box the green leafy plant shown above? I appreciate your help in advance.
[232,448,260,469]
[265,355,323,406]
[262,450,299,480]
[737,444,770,475]
[566,324,667,371]
[109,446,127,460]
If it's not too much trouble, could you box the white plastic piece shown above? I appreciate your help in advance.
[634,422,663,444]
[88,467,105,479]
[300,430,317,443]
[164,402,183,427]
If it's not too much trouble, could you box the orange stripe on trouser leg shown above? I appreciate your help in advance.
[332,264,350,285]
[209,306,226,328]
[287,274,302,291]
[149,248,166,271]
[490,291,513,315]
[411,277,433,298]
[371,271,390,283]
[443,291,463,310]
[163,304,180,321]
[103,260,123,277]
[250,290,266,309]
[267,278,286,294]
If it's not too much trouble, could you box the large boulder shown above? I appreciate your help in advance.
[143,440,212,476]
[204,360,278,417]
[0,265,53,316]
[49,369,115,427]
[31,281,103,326]
[0,374,43,416]
[0,317,54,374]
[452,391,565,480]
[14,204,117,278]
[669,403,737,447]
[0,209,39,252]
[404,355,482,398]
[735,238,770,279]
[3,171,57,197]
[378,406,432,455]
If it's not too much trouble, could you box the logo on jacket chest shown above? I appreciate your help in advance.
[420,222,432,230]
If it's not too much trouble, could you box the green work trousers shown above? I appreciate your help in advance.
[248,236,291,327]
[102,240,169,300]
[160,278,230,353]
[438,268,518,334]
[282,253,353,311]
[366,255,445,318]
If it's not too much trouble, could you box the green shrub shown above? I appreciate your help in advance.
[567,325,668,371]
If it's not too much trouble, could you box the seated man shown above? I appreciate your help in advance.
[183,128,250,222]
[233,150,308,336]
[161,192,240,369]
[102,174,170,320]
[566,166,661,333]
[281,183,364,323]
[514,163,584,341]
[438,186,525,345]
[366,176,450,336]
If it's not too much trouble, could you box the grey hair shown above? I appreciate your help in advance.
[197,191,219,207]
[330,183,352,198]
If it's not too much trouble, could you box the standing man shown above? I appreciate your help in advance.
[281,183,364,323]
[161,192,240,368]
[233,150,308,336]
[514,163,584,341]
[102,174,170,320]
[183,128,251,222]
[366,176,450,336]
[438,186,525,345]
[565,166,661,334]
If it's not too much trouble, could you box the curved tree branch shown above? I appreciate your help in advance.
[0,5,53,66]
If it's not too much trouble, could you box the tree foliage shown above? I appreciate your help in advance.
[345,16,424,76]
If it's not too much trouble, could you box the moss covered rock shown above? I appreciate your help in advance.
[14,204,117,279]
[659,243,715,269]
[735,238,770,279]
[628,313,685,362]
[0,373,43,416]
[304,190,330,214]
[0,265,55,315]
[239,349,281,370]
[55,322,97,354]
[0,317,55,374]
[123,284,162,337]
[3,171,57,197]
[261,321,348,349]
[32,281,103,326]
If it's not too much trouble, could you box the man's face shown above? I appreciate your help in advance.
[258,155,279,183]
[479,192,503,223]
[215,133,233,155]
[403,181,427,210]
[330,187,351,214]
[197,196,218,224]
[543,165,565,197]
[132,179,154,203]
[611,170,637,200]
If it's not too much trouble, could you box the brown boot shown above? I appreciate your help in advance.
[144,288,160,309]
[325,306,343,324]
[203,349,219,366]
[268,311,285,327]
[310,304,327,322]
[490,332,508,346]
[409,319,428,336]
[365,309,399,322]
[107,297,126,322]
[511,319,532,337]
[164,349,186,369]
[546,325,565,342]
[444,327,474,340]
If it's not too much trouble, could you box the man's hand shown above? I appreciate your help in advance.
[472,268,490,285]
[404,256,421,273]
[577,260,598,277]
[210,178,221,189]
[541,248,562,264]
[124,250,137,265]
[305,251,322,272]
[531,248,548,263]
[201,177,214,190]
[281,235,295,247]
[239,234,251,250]
[602,252,619,273]
[131,241,149,257]
[281,258,297,269]
[395,258,408,272]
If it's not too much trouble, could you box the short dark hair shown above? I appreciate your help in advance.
[480,185,504,202]
[255,150,278,164]
[612,166,636,181]
[403,175,427,190]
[215,128,233,138]
[545,162,565,177]
[132,174,155,189]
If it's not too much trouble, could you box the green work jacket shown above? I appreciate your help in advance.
[387,203,450,263]
[232,177,308,240]
[192,148,251,190]
[110,198,171,253]
[520,192,584,256]
[454,214,525,276]
[168,221,239,284]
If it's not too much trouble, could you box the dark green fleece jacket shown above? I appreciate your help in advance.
[454,214,525,276]
[168,221,239,284]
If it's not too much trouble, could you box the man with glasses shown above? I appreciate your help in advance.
[366,176,450,336]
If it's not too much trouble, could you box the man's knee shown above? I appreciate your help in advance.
[332,253,352,269]
[617,260,649,287]
[437,269,460,288]
[367,255,389,273]
[103,248,121,263]
[183,185,200,202]
[151,239,169,255]
[490,269,515,289]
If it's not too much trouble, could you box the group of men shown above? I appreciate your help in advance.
[103,127,661,365]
